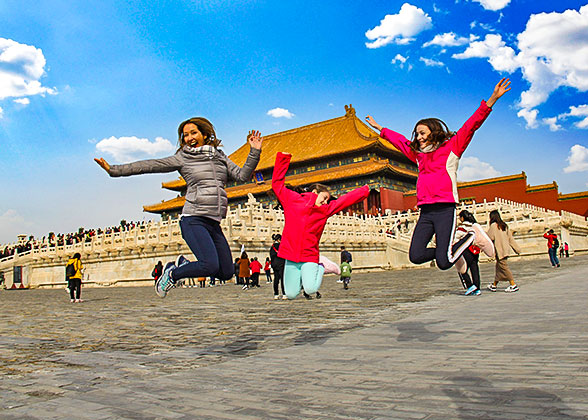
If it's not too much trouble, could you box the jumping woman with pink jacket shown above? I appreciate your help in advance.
[366,79,511,271]
[272,152,370,299]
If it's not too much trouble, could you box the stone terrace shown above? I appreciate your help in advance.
[1,255,587,419]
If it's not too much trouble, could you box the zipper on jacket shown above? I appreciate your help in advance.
[210,158,221,216]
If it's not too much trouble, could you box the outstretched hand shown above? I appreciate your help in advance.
[247,130,263,150]
[365,115,383,132]
[94,157,111,174]
[487,78,511,108]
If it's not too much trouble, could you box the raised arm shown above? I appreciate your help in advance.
[99,154,182,177]
[225,130,262,182]
[327,185,370,217]
[366,115,417,163]
[271,152,300,204]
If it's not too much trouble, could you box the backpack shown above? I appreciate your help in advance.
[552,236,559,249]
[65,261,76,279]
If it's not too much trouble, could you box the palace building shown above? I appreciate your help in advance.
[144,105,419,218]
[143,105,588,219]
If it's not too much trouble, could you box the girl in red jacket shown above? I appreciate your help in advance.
[365,79,511,271]
[272,152,370,299]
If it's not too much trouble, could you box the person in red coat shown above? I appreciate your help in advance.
[272,152,370,299]
[249,257,263,288]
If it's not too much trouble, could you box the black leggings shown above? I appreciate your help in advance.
[273,265,285,296]
[409,203,475,270]
[69,278,81,300]
[458,249,480,290]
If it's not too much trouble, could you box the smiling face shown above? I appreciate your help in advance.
[314,190,331,207]
[182,123,206,147]
[415,124,431,149]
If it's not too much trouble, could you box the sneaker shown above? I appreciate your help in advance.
[304,292,312,300]
[487,283,497,292]
[155,262,177,298]
[274,295,279,300]
[70,299,75,303]
[343,283,349,290]
[242,285,248,290]
[76,299,83,303]
[472,289,481,296]
[336,280,343,283]
[316,292,321,299]
[175,255,190,268]
[281,295,288,300]
[504,285,519,293]
[465,285,478,296]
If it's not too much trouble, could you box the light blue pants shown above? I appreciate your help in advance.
[284,260,325,299]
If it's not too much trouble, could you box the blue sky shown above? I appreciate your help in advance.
[1,0,588,244]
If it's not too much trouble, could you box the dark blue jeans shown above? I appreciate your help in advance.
[548,247,560,266]
[172,216,234,281]
[409,203,475,270]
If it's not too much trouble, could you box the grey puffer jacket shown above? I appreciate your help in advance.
[109,146,261,222]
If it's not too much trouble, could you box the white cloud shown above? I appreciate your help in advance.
[13,97,29,105]
[453,6,588,129]
[420,57,445,67]
[457,156,501,181]
[563,144,588,173]
[0,38,56,100]
[267,107,294,119]
[0,209,29,245]
[95,136,175,163]
[517,108,539,129]
[391,54,412,70]
[542,117,562,132]
[365,3,432,49]
[472,0,511,11]
[423,32,476,47]
[560,104,588,129]
[452,33,518,72]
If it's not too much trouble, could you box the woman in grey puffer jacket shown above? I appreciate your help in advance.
[95,117,262,298]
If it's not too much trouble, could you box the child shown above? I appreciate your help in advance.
[95,118,262,298]
[453,210,494,296]
[264,257,273,283]
[340,260,352,290]
[272,152,370,299]
[487,210,521,292]
[366,79,511,271]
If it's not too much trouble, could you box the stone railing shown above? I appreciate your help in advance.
[2,197,587,289]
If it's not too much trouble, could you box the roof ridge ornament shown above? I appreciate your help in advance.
[344,104,356,117]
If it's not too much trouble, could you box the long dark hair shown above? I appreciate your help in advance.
[177,117,221,150]
[458,210,477,224]
[410,118,455,152]
[489,210,508,231]
[73,252,81,259]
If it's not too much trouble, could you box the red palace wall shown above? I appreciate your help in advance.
[400,175,588,217]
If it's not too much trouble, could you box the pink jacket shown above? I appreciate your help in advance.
[380,101,492,207]
[272,152,370,263]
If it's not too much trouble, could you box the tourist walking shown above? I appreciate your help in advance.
[65,252,83,303]
[249,257,262,288]
[238,251,251,290]
[95,118,262,298]
[564,242,569,258]
[270,234,287,300]
[264,257,272,283]
[152,261,163,285]
[487,210,521,293]
[543,229,561,268]
[233,257,241,284]
[340,260,352,290]
[365,78,511,271]
[272,152,370,299]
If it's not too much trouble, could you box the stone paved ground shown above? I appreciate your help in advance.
[1,255,587,419]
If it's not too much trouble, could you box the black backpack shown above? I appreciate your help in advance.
[65,261,76,279]
[552,236,559,249]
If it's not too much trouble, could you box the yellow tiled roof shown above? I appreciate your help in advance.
[144,158,417,213]
[559,191,588,200]
[527,182,558,192]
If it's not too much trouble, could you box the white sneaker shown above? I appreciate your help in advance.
[336,280,343,283]
[242,285,248,290]
[504,285,519,293]
[281,295,288,300]
[274,295,279,300]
